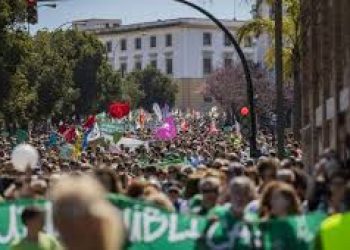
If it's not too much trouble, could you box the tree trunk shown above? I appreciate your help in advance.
[275,0,285,158]
[292,51,302,141]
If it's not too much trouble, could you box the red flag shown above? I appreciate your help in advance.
[63,127,76,143]
[108,102,130,119]
[83,115,96,130]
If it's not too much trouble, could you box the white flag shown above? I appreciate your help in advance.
[87,123,101,142]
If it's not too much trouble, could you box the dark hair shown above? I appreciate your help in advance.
[244,167,260,185]
[21,206,44,226]
[184,173,202,199]
[257,158,279,179]
[94,168,123,194]
[126,180,146,198]
[343,181,350,211]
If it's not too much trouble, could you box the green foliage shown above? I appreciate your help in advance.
[0,0,26,32]
[2,70,36,125]
[96,63,123,110]
[126,66,178,111]
[238,0,301,79]
[0,3,178,125]
[49,30,108,115]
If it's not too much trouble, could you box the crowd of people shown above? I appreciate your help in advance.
[0,117,350,250]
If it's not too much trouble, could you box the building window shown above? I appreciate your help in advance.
[203,56,212,75]
[106,41,112,53]
[224,58,233,68]
[150,59,157,68]
[150,36,157,48]
[105,23,110,28]
[224,34,232,46]
[203,32,212,46]
[120,39,127,51]
[120,62,127,77]
[165,34,172,47]
[135,61,142,70]
[166,58,173,75]
[135,37,142,50]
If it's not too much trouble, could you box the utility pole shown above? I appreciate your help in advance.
[275,0,284,158]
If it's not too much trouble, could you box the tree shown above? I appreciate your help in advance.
[2,70,36,129]
[23,31,78,121]
[96,63,123,111]
[0,0,28,128]
[126,66,178,111]
[205,63,292,127]
[238,0,302,139]
[51,30,107,115]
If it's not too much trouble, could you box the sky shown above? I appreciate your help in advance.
[33,0,253,32]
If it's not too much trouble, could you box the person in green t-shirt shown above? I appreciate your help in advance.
[190,176,221,216]
[205,177,258,249]
[10,206,62,250]
[209,176,258,224]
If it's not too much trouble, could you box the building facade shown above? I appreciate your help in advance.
[73,18,256,111]
[300,0,350,166]
[251,0,273,68]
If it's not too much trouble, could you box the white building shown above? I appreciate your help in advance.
[73,18,257,111]
[251,0,272,68]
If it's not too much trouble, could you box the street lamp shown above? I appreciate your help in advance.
[54,21,73,31]
[39,3,57,8]
[173,0,257,157]
[275,0,284,158]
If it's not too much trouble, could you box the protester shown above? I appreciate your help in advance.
[10,206,62,250]
[314,180,350,250]
[190,176,221,215]
[209,176,257,223]
[0,110,349,250]
[259,181,301,219]
[51,175,124,250]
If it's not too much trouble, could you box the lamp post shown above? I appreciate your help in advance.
[275,0,284,158]
[173,0,257,157]
[54,21,73,31]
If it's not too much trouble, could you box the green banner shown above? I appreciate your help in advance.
[0,199,52,250]
[99,121,125,134]
[109,195,326,250]
[0,196,326,250]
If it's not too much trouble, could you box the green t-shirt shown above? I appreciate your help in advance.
[206,205,254,249]
[188,195,213,216]
[10,232,62,250]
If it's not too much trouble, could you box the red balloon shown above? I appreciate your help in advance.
[240,106,250,116]
[108,102,130,119]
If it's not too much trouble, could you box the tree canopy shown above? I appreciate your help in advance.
[0,4,178,128]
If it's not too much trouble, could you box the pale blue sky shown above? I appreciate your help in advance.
[33,0,253,32]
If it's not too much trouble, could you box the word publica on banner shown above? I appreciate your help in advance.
[123,206,202,243]
[109,195,326,250]
[0,196,326,250]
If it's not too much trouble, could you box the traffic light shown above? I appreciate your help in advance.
[27,0,38,25]
[240,106,251,138]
